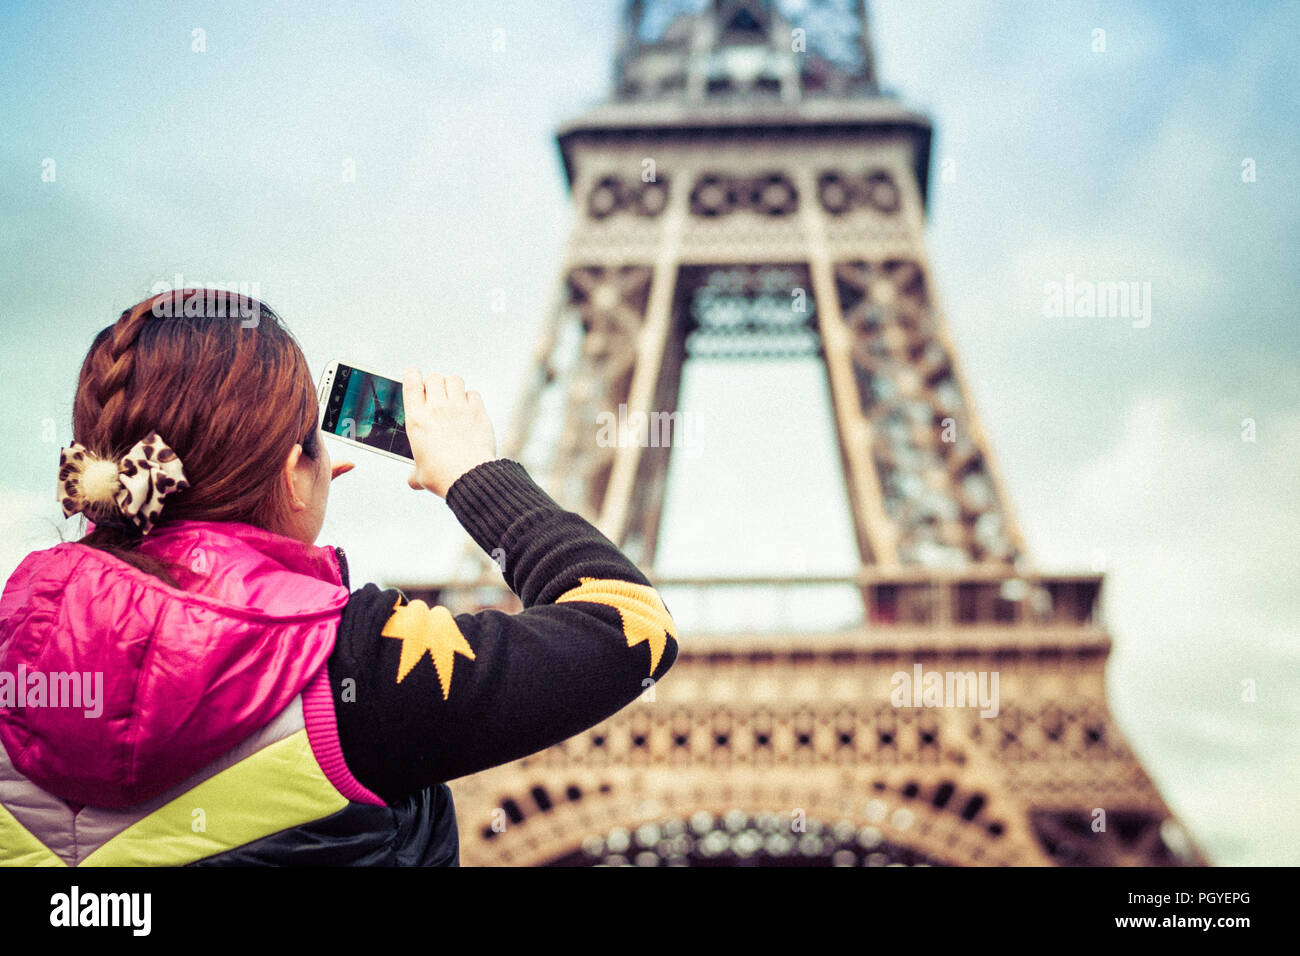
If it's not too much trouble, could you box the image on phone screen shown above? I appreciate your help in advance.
[321,364,413,460]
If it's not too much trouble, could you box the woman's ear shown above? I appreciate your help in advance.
[283,443,310,512]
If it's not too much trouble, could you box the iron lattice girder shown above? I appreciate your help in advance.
[616,0,881,102]
[832,258,1021,565]
[527,245,1025,570]
[682,263,821,358]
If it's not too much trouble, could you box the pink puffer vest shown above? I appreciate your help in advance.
[0,520,352,808]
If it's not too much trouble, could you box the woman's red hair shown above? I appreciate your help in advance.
[71,289,320,583]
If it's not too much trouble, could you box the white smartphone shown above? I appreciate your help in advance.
[317,360,414,464]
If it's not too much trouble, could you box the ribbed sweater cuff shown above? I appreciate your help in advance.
[302,663,386,807]
[444,458,560,555]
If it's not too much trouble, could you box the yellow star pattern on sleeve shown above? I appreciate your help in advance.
[381,598,476,700]
[554,577,676,675]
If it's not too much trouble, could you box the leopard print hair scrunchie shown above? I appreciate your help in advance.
[57,431,190,534]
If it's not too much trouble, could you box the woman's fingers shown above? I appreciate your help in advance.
[400,364,494,496]
[406,367,475,407]
[402,367,426,416]
[330,462,355,480]
[424,372,445,401]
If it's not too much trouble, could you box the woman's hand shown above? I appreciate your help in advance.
[402,367,497,497]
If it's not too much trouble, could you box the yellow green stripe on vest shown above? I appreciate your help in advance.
[0,730,348,866]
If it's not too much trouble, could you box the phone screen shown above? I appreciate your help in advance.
[321,364,413,460]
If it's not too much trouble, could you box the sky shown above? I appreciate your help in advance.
[1,0,1297,866]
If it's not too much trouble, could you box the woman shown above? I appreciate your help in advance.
[0,289,678,866]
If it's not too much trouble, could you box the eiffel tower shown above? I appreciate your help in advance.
[397,0,1204,866]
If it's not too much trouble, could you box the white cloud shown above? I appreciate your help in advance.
[1035,392,1300,643]
[1018,391,1300,864]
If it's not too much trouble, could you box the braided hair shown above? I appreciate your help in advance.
[71,289,322,583]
